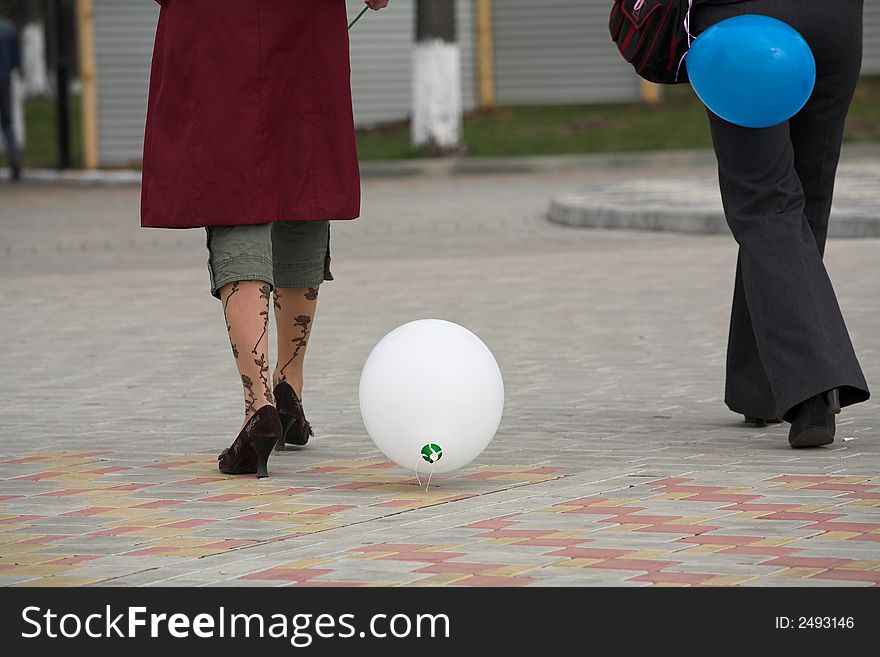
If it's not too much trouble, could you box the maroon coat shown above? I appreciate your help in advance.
[141,0,360,229]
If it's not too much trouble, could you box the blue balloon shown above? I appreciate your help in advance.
[687,15,816,129]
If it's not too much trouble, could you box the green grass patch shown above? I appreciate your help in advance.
[357,75,880,160]
[1,93,83,169]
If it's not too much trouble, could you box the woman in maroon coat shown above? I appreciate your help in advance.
[141,0,390,478]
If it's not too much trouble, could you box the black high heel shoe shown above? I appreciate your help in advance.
[218,405,282,478]
[788,388,840,448]
[273,381,314,451]
[744,416,783,428]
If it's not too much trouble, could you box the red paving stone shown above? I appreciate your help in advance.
[461,516,519,530]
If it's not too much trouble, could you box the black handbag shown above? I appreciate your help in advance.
[609,0,694,85]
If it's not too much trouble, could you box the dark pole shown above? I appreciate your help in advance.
[416,0,455,43]
[53,0,72,169]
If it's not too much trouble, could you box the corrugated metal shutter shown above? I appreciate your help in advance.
[864,2,880,74]
[492,0,640,105]
[346,0,476,126]
[92,0,157,166]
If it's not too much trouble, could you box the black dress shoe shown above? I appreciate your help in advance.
[744,416,783,428]
[218,405,282,478]
[788,388,841,448]
[273,381,314,451]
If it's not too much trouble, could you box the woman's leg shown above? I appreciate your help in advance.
[271,221,334,397]
[220,280,275,421]
[273,285,319,396]
[207,224,277,424]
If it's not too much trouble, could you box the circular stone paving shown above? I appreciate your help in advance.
[549,162,880,238]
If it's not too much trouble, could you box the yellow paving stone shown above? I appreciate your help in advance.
[0,551,58,564]
[491,565,539,576]
[667,516,718,525]
[0,533,39,545]
[350,551,395,560]
[545,531,588,539]
[704,575,758,586]
[410,573,472,586]
[652,582,690,587]
[627,551,673,560]
[735,511,774,519]
[791,504,840,513]
[12,576,106,587]
[812,531,862,541]
[773,567,827,579]
[653,492,698,500]
[847,500,880,508]
[105,517,177,528]
[679,544,728,554]
[836,476,874,484]
[838,560,880,571]
[547,558,604,569]
[601,523,652,532]
[532,507,569,514]
[1,564,74,577]
[752,537,799,547]
[485,538,527,546]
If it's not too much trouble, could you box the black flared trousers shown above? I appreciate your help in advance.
[693,0,870,420]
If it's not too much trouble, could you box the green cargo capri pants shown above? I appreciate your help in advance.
[205,221,334,299]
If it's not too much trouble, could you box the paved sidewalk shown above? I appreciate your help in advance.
[1,164,878,587]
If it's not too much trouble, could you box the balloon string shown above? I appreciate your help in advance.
[412,457,434,492]
[348,6,369,30]
[676,0,695,82]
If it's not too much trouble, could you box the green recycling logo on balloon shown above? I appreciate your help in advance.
[420,443,443,464]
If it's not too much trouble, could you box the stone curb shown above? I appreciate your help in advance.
[548,157,880,240]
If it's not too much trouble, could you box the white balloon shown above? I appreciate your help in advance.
[359,320,504,475]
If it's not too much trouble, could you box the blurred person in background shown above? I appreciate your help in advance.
[0,12,21,181]
[141,0,390,478]
[694,0,870,447]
